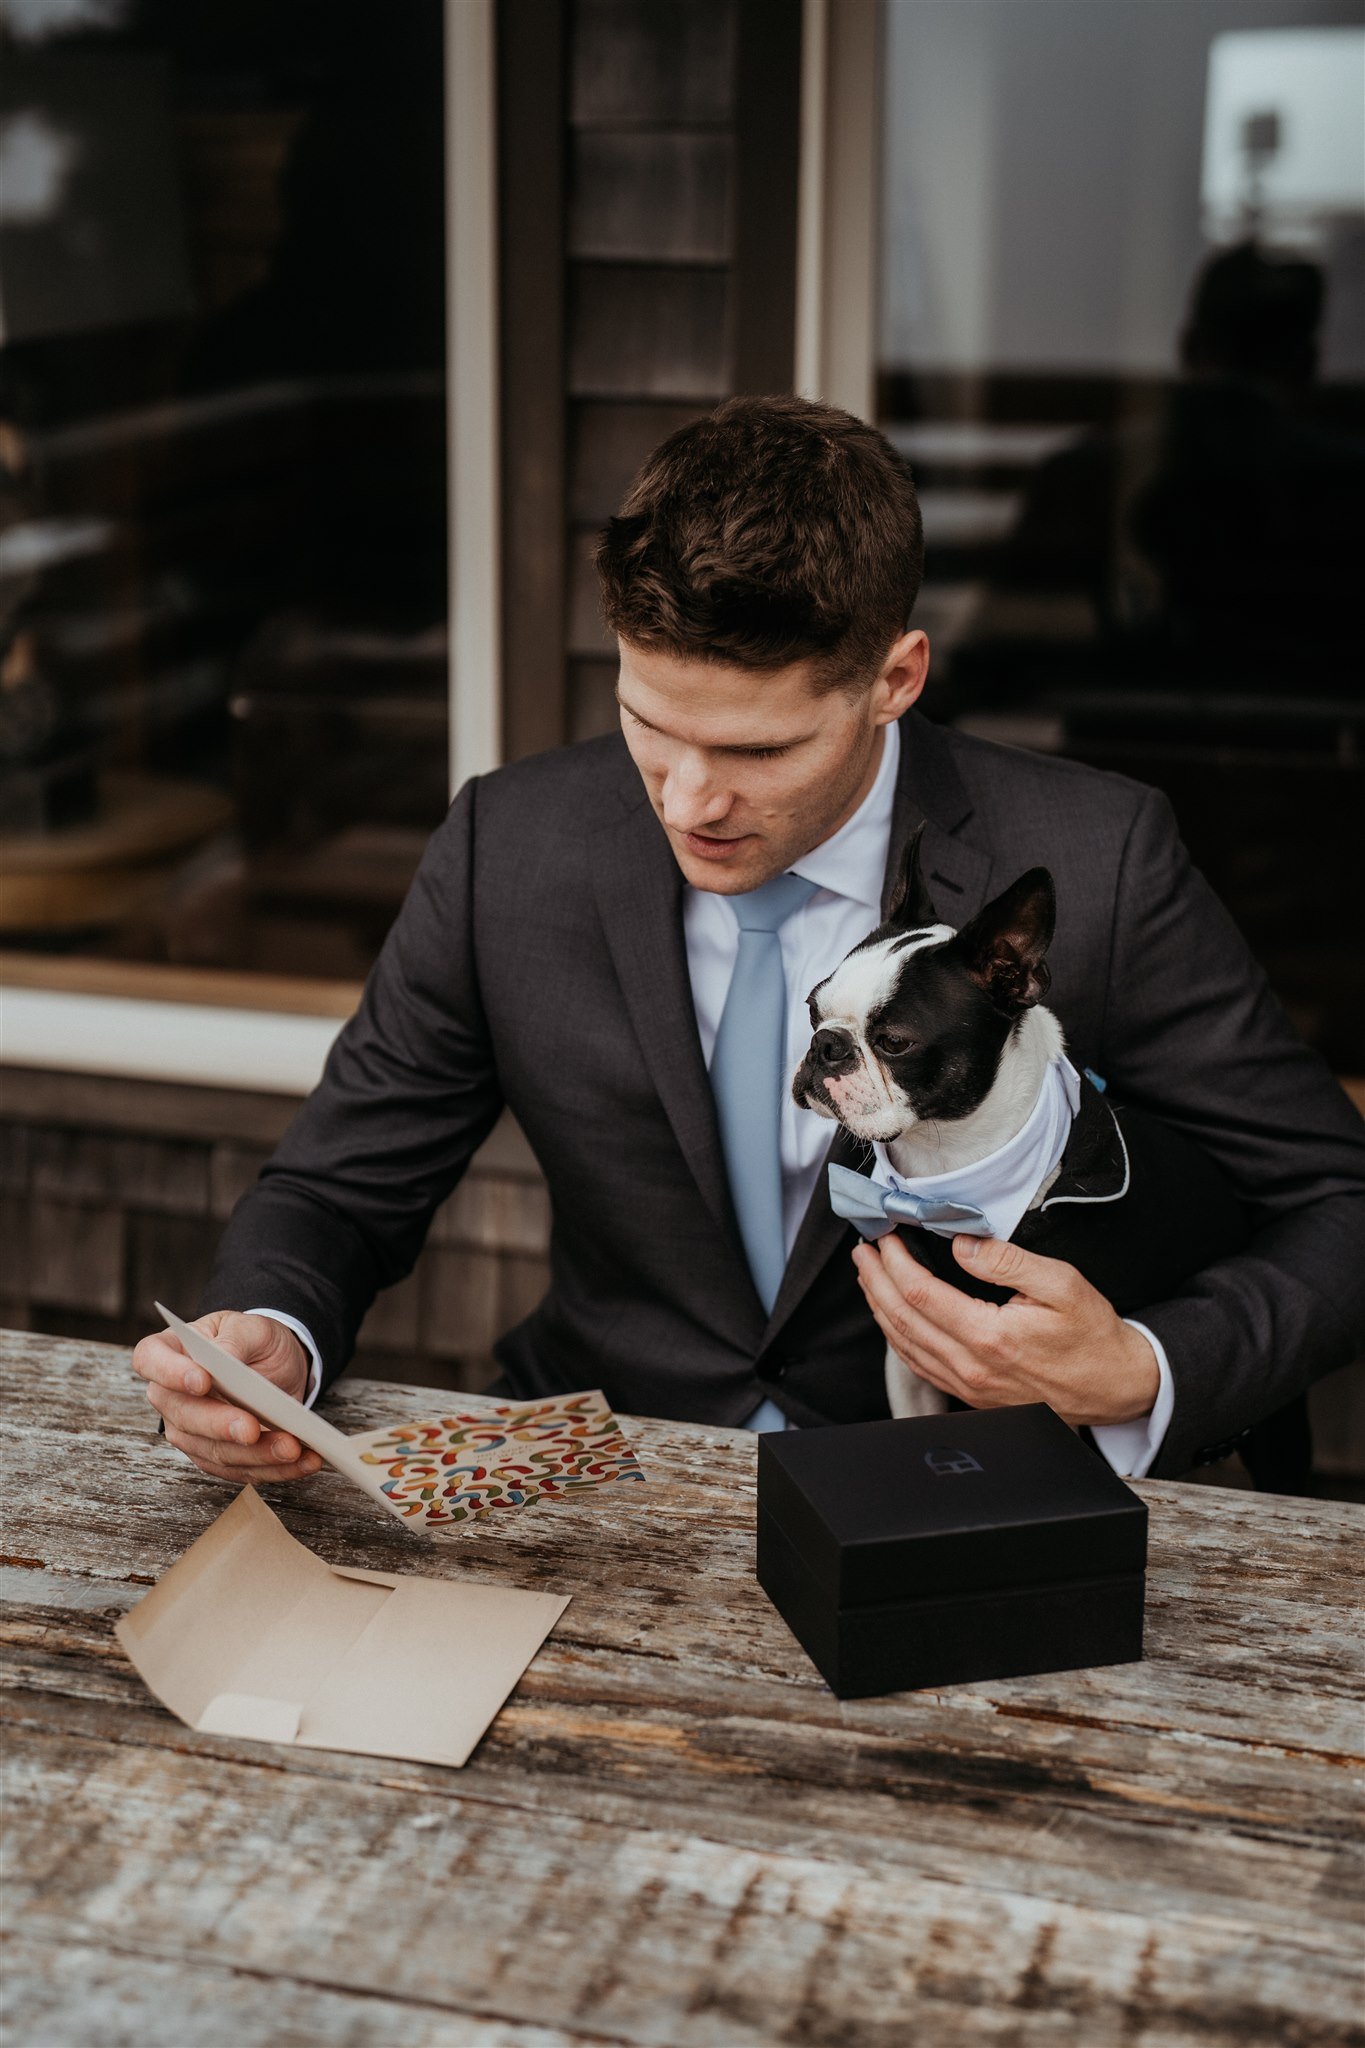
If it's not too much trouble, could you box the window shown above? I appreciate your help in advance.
[874,0,1365,1068]
[1,1,457,997]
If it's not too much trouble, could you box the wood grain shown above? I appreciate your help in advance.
[2,1329,1362,2047]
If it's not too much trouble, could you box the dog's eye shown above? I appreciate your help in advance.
[873,1030,912,1057]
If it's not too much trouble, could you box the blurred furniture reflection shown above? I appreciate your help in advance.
[884,277,1363,1070]
[937,246,1363,1070]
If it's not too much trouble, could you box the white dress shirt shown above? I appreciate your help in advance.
[260,716,1173,1478]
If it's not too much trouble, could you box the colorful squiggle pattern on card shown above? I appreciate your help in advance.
[356,1390,645,1527]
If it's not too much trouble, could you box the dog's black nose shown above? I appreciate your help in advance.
[814,1027,854,1068]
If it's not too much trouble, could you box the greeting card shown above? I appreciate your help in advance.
[154,1304,646,1537]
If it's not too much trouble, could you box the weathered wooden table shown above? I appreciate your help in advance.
[2,1329,1362,2047]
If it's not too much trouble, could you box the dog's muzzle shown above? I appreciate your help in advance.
[792,1025,859,1112]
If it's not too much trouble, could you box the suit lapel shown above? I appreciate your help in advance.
[762,713,997,1351]
[591,793,743,1255]
[885,710,995,926]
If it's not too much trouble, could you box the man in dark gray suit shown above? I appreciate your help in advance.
[133,398,1365,1485]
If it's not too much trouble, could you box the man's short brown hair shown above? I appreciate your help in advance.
[595,395,924,690]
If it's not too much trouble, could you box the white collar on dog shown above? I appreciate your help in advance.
[870,1055,1081,1244]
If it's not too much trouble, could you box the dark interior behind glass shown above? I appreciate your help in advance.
[0,0,448,983]
[877,0,1364,1070]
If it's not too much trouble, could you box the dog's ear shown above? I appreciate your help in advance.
[955,868,1055,1015]
[886,824,939,929]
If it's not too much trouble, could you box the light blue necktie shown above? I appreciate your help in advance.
[710,873,819,1313]
[827,1161,990,1240]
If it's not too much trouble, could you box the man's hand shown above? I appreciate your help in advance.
[132,1310,323,1485]
[852,1232,1160,1426]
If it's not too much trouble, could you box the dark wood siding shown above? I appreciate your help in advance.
[498,0,804,756]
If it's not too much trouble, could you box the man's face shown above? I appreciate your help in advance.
[616,635,928,894]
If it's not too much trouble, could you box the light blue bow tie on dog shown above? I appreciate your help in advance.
[827,1161,991,1241]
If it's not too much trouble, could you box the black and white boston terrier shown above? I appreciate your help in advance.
[791,828,1247,1419]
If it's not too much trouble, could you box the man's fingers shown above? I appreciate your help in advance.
[855,1256,972,1383]
[953,1232,1082,1307]
[131,1331,212,1399]
[145,1379,264,1447]
[148,1385,308,1468]
[854,1238,991,1361]
[179,1453,323,1485]
[164,1428,323,1483]
[868,1233,1000,1345]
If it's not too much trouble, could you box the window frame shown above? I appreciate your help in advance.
[795,0,881,420]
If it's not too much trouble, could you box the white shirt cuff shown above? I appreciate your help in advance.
[1090,1320,1174,1479]
[245,1308,323,1408]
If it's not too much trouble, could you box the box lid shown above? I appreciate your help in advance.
[757,1404,1147,1608]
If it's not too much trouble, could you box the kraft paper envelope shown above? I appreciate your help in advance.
[116,1485,569,1767]
[154,1303,646,1535]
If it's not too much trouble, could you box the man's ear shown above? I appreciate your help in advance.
[887,824,939,929]
[955,868,1056,1015]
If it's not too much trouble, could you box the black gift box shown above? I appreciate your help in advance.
[757,1404,1147,1698]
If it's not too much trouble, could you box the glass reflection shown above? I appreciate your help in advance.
[0,1,448,982]
[878,0,1365,1068]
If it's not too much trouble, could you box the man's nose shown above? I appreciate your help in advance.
[661,754,731,832]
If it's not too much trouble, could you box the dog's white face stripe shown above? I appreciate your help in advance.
[812,924,954,1034]
[803,924,956,1142]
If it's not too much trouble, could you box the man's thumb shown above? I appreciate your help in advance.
[953,1233,1030,1285]
[953,1233,1077,1306]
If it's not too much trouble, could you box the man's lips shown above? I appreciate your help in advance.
[681,830,754,860]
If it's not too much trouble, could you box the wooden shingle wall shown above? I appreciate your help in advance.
[497,0,802,750]
[0,1068,543,1393]
[564,0,737,746]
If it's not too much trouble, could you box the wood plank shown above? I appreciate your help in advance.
[570,132,732,263]
[569,660,621,744]
[569,526,616,656]
[568,265,730,402]
[0,1934,593,2048]
[5,1725,1359,2047]
[0,1066,304,1147]
[0,952,362,1017]
[5,1647,1359,1943]
[570,0,735,128]
[568,400,707,525]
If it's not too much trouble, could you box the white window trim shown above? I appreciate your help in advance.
[1,0,501,1093]
[796,0,882,421]
[447,0,502,792]
[0,987,343,1096]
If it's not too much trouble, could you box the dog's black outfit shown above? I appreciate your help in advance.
[896,1073,1249,1316]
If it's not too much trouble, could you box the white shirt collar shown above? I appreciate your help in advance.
[788,717,900,912]
[872,1055,1082,1243]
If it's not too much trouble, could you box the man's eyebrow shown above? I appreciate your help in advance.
[614,689,812,752]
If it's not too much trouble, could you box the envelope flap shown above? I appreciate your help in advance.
[296,1575,570,1768]
[114,1487,326,1728]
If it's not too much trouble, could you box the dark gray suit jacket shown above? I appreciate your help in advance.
[204,712,1365,1477]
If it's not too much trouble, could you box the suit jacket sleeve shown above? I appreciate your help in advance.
[199,778,503,1389]
[1099,785,1365,1475]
